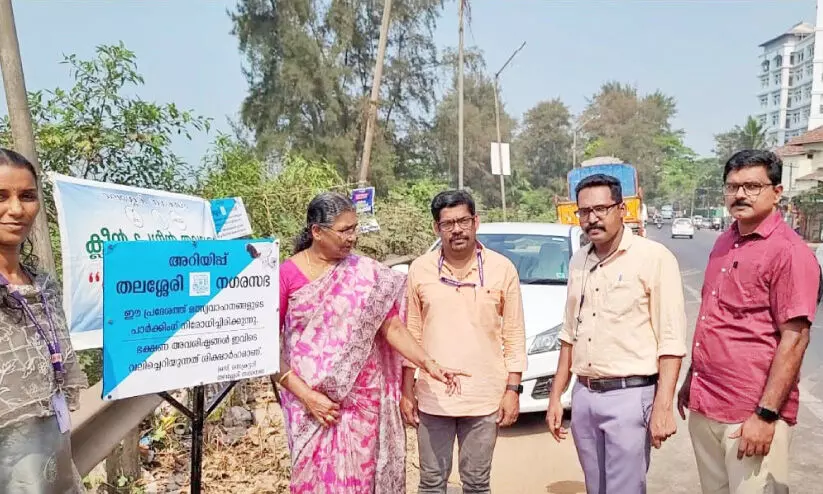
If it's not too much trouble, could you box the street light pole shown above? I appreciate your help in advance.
[492,41,526,220]
[457,0,465,189]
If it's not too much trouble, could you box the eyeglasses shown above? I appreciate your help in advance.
[322,225,358,238]
[437,216,475,232]
[575,203,619,220]
[723,182,773,197]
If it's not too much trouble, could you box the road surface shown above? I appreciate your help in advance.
[425,227,823,493]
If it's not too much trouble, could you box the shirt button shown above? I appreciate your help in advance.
[721,268,726,273]
[694,372,698,377]
[701,316,706,320]
[592,312,596,317]
[588,338,592,342]
[695,342,700,348]
[588,363,592,367]
[734,243,739,248]
[711,290,716,296]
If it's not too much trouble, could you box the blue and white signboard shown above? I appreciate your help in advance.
[211,197,253,240]
[350,187,380,233]
[101,239,280,400]
[51,174,217,350]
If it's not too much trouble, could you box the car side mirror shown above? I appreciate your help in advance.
[391,264,409,274]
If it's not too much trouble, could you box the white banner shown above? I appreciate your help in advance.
[51,173,216,350]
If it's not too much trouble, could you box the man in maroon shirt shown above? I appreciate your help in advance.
[677,149,819,494]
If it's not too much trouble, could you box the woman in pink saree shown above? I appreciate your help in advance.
[276,192,467,494]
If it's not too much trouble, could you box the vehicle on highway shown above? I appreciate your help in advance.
[692,215,703,230]
[671,217,695,239]
[711,217,722,230]
[701,217,713,230]
[390,222,586,413]
[660,205,674,221]
[556,156,646,237]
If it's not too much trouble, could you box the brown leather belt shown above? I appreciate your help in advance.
[578,374,658,393]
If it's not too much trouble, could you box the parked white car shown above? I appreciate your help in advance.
[671,218,695,239]
[390,222,586,413]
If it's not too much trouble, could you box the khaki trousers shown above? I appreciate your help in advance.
[688,411,793,494]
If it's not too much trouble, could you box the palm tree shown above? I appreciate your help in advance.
[737,116,768,150]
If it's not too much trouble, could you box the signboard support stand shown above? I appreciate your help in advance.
[158,381,238,494]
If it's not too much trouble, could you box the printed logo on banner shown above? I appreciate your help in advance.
[102,239,280,400]
[189,272,211,297]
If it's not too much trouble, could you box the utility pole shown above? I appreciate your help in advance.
[357,0,393,185]
[492,41,526,221]
[457,0,465,189]
[0,0,55,276]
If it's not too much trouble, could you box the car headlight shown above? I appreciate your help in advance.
[528,324,562,355]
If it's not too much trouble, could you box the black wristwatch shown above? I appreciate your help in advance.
[506,384,523,395]
[755,405,780,423]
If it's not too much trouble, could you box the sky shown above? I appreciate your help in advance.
[0,0,817,169]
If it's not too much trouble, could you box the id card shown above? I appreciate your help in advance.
[52,392,71,433]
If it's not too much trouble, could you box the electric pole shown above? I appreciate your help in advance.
[0,0,56,276]
[457,0,465,189]
[492,41,526,221]
[357,0,393,185]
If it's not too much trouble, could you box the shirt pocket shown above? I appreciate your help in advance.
[477,287,504,319]
[718,260,767,314]
[601,278,638,318]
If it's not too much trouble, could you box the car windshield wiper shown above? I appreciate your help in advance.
[521,278,568,285]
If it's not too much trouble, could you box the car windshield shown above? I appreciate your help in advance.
[673,219,691,226]
[477,233,571,285]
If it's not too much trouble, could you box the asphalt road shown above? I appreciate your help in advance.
[431,226,823,494]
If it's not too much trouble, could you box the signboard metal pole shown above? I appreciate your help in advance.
[158,381,237,494]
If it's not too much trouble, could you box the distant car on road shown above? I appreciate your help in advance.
[692,215,703,229]
[671,218,694,239]
[390,222,586,414]
[711,217,722,230]
[701,218,713,230]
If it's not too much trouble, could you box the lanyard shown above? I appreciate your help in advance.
[438,247,484,289]
[0,272,65,384]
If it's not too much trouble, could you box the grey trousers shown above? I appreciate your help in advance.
[417,411,498,494]
[570,381,656,494]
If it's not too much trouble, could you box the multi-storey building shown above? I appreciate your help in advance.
[757,21,819,146]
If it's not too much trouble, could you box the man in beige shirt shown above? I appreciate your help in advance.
[546,174,687,494]
[401,189,527,494]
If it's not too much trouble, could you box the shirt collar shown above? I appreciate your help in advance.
[587,225,634,257]
[732,210,782,240]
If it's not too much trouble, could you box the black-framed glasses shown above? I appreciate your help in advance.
[575,203,619,220]
[723,182,773,197]
[437,216,475,232]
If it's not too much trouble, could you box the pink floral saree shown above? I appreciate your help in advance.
[280,255,407,494]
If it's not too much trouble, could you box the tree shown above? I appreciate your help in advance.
[714,116,768,163]
[579,82,679,201]
[515,98,572,193]
[229,0,445,187]
[0,43,210,193]
[427,48,516,206]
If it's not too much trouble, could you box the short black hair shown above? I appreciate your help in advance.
[723,149,782,185]
[430,189,476,222]
[574,173,623,203]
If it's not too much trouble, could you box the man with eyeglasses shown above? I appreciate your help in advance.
[402,189,526,494]
[677,150,819,494]
[546,173,687,494]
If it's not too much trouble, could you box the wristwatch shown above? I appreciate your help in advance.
[506,384,524,394]
[755,405,780,423]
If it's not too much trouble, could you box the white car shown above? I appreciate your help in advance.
[671,218,694,239]
[391,222,586,413]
